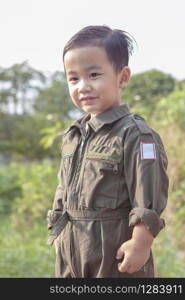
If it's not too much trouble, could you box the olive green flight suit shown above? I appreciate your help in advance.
[47,104,169,278]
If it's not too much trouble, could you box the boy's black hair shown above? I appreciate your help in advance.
[63,25,135,73]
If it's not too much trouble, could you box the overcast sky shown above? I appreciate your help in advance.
[0,0,185,80]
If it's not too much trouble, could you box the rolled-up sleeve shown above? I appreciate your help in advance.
[124,123,169,237]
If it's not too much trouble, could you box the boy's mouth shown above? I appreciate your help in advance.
[80,97,97,102]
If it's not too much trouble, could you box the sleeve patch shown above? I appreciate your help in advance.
[140,142,156,160]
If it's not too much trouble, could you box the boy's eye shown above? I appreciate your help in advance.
[90,72,101,78]
[69,77,78,82]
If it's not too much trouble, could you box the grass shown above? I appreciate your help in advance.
[0,216,55,278]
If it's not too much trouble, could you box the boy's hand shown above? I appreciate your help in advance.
[116,222,154,274]
[116,239,150,273]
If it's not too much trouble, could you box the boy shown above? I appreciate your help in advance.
[47,25,169,278]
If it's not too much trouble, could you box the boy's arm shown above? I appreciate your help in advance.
[117,119,169,273]
[116,223,154,274]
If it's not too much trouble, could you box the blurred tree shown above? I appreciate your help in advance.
[0,113,61,160]
[152,88,185,129]
[122,69,176,110]
[34,71,76,120]
[0,61,46,114]
[175,79,185,91]
[0,65,81,160]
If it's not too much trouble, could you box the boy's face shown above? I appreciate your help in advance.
[64,46,131,119]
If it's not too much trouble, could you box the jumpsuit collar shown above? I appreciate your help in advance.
[62,103,131,135]
[86,103,131,132]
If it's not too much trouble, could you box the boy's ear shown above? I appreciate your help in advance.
[118,66,131,89]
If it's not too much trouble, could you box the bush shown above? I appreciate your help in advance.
[0,160,60,277]
[10,160,59,231]
[0,216,55,277]
[0,165,22,214]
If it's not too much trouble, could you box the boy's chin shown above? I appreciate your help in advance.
[81,107,98,115]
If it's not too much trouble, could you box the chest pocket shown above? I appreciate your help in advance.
[81,143,123,209]
[62,141,79,177]
[86,149,121,173]
[62,142,78,157]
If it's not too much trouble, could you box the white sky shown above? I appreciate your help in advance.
[0,0,185,80]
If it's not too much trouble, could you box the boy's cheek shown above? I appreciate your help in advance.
[68,86,77,97]
[67,88,75,99]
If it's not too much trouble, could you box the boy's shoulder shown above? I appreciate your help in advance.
[130,114,152,135]
[111,111,153,137]
[126,114,165,152]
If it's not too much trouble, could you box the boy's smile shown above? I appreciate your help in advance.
[64,46,130,119]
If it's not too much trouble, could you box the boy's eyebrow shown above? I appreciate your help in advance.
[67,65,102,75]
[85,65,102,71]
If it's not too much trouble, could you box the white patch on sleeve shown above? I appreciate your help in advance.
[140,142,156,160]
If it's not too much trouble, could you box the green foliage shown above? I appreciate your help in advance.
[122,69,176,110]
[0,161,58,277]
[9,160,58,230]
[0,61,46,114]
[0,217,55,277]
[153,230,185,277]
[0,63,77,160]
[40,119,73,149]
[152,89,185,129]
[0,113,65,159]
[0,165,22,214]
[34,71,74,119]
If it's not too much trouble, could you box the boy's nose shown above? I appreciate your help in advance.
[78,80,92,92]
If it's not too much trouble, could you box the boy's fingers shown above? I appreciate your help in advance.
[116,248,124,259]
[116,239,131,259]
[118,258,130,273]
